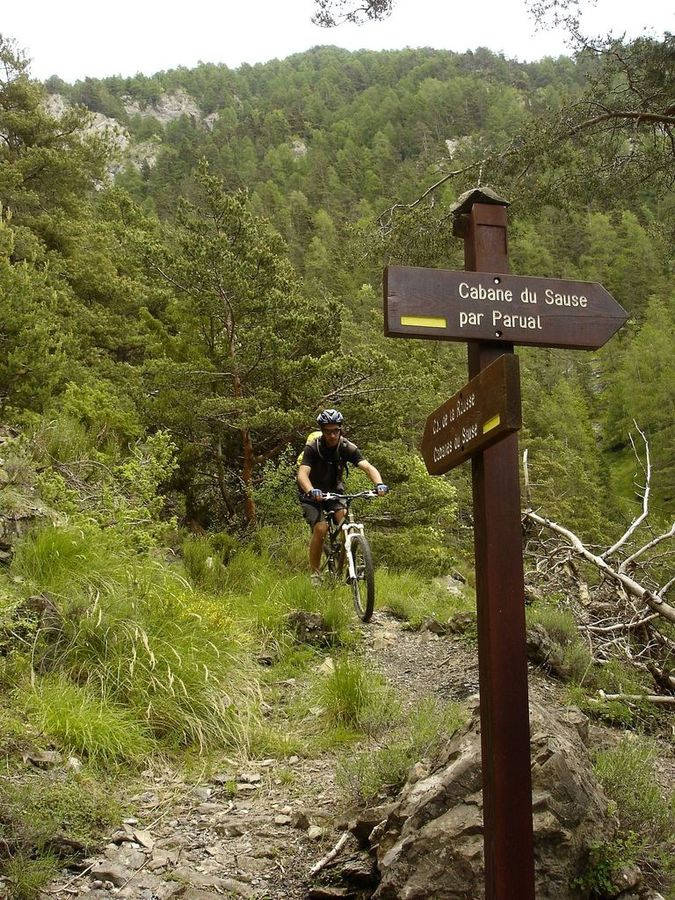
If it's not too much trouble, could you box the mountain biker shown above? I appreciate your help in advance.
[297,409,388,586]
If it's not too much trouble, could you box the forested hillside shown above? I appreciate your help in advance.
[0,31,673,899]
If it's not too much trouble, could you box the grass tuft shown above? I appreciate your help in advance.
[25,675,152,764]
[526,602,578,647]
[4,852,61,900]
[313,655,399,733]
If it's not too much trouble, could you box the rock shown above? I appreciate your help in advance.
[372,629,397,650]
[348,804,394,847]
[308,825,324,840]
[526,624,576,680]
[291,810,310,829]
[114,845,147,869]
[289,755,300,765]
[132,828,154,850]
[610,864,642,893]
[288,610,336,647]
[370,700,615,899]
[66,756,83,773]
[419,617,450,635]
[89,861,130,886]
[211,771,236,785]
[238,772,262,784]
[307,888,356,899]
[340,851,379,884]
[317,657,335,677]
[433,575,465,596]
[274,814,292,825]
[173,868,255,897]
[23,749,62,768]
[446,611,475,634]
[191,785,212,801]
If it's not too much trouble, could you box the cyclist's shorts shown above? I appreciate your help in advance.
[299,498,346,529]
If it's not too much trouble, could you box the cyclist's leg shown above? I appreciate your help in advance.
[310,520,328,574]
[300,500,326,576]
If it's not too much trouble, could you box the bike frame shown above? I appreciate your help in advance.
[322,491,376,580]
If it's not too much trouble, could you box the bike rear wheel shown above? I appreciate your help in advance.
[348,533,375,622]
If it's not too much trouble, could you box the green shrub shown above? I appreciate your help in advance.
[574,833,645,897]
[0,773,120,888]
[24,675,152,764]
[562,642,595,684]
[369,527,457,576]
[182,534,229,591]
[338,698,467,802]
[594,737,672,839]
[565,683,636,727]
[526,602,578,647]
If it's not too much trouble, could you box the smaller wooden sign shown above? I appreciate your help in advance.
[421,354,522,476]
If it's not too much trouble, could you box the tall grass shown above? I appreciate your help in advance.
[11,525,258,754]
[377,570,474,629]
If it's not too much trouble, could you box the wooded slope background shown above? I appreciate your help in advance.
[1,34,673,557]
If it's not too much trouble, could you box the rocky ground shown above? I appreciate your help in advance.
[35,610,672,900]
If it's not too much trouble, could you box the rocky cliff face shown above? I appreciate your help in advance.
[122,88,202,126]
[44,93,166,179]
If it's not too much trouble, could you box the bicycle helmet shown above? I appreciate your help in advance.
[316,409,344,426]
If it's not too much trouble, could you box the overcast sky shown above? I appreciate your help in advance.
[3,0,672,83]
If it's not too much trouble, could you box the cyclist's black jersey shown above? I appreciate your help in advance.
[299,438,364,494]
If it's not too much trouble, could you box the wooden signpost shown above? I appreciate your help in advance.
[383,189,627,900]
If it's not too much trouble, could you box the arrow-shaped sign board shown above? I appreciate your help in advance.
[385,266,628,350]
[421,353,522,475]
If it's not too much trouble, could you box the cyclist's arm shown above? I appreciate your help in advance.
[297,464,314,494]
[357,460,383,486]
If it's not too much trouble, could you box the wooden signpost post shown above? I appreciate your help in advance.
[383,188,628,900]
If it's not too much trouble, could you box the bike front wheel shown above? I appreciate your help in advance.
[347,533,375,622]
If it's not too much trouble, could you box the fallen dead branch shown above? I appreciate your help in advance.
[309,830,350,876]
[597,690,675,706]
[522,426,675,699]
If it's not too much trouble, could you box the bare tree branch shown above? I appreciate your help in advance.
[602,423,650,559]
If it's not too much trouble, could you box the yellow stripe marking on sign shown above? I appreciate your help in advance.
[483,415,501,434]
[400,315,447,329]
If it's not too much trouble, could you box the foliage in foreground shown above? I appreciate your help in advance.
[574,737,675,894]
[0,773,120,897]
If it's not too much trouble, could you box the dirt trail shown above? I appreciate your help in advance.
[40,611,612,900]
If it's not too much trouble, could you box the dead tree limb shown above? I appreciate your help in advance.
[597,690,675,706]
[524,507,675,625]
[602,422,650,560]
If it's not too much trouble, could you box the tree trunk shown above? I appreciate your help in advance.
[241,426,257,526]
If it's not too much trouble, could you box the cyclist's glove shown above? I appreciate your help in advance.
[376,483,389,496]
[308,488,323,501]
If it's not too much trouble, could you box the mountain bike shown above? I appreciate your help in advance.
[319,490,377,622]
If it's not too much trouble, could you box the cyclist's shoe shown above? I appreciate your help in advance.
[310,572,323,588]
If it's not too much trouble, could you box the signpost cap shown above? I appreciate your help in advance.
[450,186,510,218]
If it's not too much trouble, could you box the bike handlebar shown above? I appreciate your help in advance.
[316,490,378,501]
